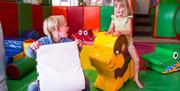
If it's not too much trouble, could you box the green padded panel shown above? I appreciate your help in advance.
[160,0,179,3]
[7,70,37,91]
[150,7,156,32]
[175,7,180,34]
[42,0,52,6]
[100,6,114,31]
[84,70,180,91]
[18,3,32,37]
[156,3,179,37]
[42,6,52,20]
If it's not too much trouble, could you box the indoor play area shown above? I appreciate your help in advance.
[0,0,180,91]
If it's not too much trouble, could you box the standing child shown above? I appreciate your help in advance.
[26,15,88,91]
[105,0,143,88]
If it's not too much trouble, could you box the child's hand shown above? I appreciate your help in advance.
[105,31,111,35]
[75,39,82,47]
[30,41,42,52]
[112,31,120,36]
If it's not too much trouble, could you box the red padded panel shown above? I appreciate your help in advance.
[84,7,100,31]
[0,2,18,38]
[32,5,43,36]
[52,6,67,20]
[67,7,83,36]
[129,0,134,14]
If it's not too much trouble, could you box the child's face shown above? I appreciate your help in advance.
[115,2,125,17]
[51,25,69,42]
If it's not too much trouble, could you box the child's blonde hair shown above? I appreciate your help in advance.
[116,0,132,16]
[43,15,67,36]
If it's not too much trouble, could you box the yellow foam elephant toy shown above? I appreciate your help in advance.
[89,32,134,91]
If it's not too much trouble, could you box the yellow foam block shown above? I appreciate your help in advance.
[89,32,134,91]
[80,45,95,70]
[23,39,35,55]
[94,32,118,53]
[13,52,25,62]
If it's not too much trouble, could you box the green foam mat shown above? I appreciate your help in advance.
[18,3,32,37]
[7,70,37,91]
[100,6,114,31]
[156,3,179,38]
[84,70,180,91]
[7,70,180,91]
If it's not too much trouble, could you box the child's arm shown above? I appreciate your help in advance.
[105,20,114,34]
[26,43,38,59]
[26,39,43,59]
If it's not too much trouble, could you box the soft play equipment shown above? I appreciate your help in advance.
[21,31,39,40]
[89,32,134,91]
[67,7,83,36]
[83,7,100,31]
[174,6,180,40]
[0,22,7,91]
[4,39,24,51]
[0,1,18,38]
[71,29,95,45]
[154,2,179,38]
[13,52,25,62]
[4,38,24,65]
[41,0,52,5]
[80,45,95,70]
[159,0,179,3]
[23,39,35,54]
[52,6,67,19]
[18,3,32,37]
[6,57,36,80]
[36,42,85,91]
[32,5,43,37]
[84,70,180,91]
[142,46,180,74]
[156,44,180,53]
[100,6,114,31]
[5,49,22,65]
[42,6,51,19]
[7,70,37,91]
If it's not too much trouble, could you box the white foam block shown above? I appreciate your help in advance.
[36,42,85,91]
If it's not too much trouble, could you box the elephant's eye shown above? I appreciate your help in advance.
[173,51,178,60]
[78,30,82,35]
[84,30,88,35]
[115,50,119,56]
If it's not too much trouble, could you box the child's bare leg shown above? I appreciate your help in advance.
[128,45,143,88]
